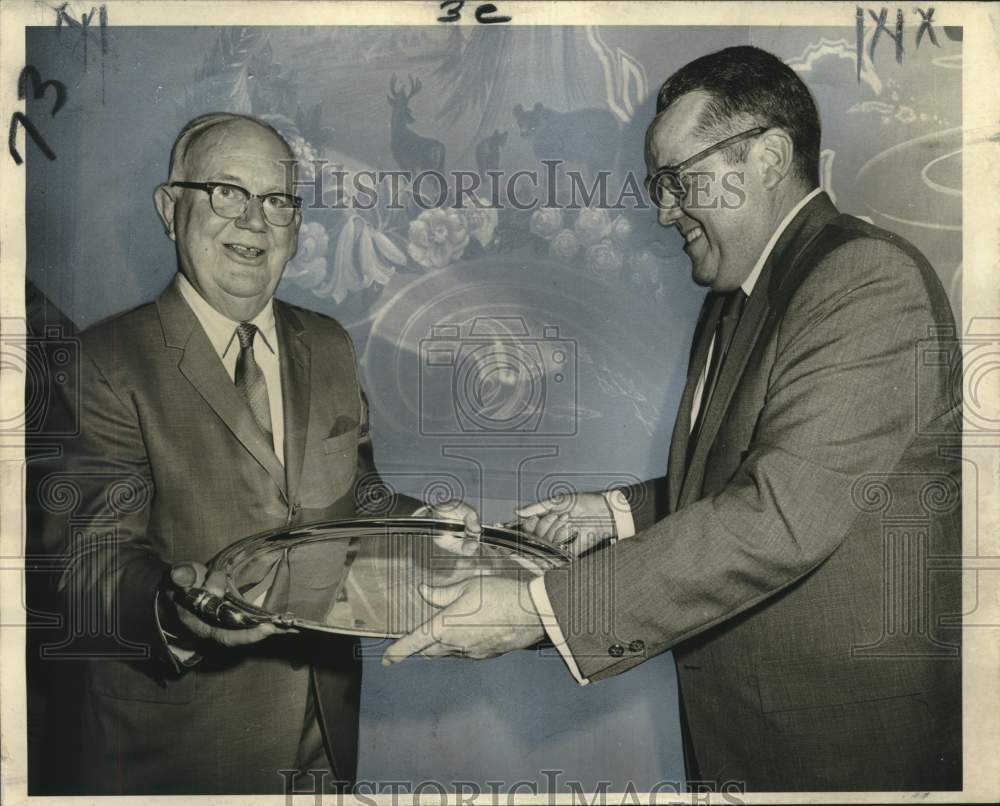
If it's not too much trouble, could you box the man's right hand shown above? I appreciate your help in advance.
[515,491,616,556]
[164,561,285,647]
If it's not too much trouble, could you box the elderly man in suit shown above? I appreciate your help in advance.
[40,113,421,795]
[384,46,962,791]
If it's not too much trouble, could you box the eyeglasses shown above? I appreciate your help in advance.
[170,181,302,227]
[645,126,768,209]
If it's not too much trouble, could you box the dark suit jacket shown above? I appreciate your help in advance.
[40,280,413,794]
[544,193,962,790]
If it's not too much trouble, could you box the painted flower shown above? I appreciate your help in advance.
[610,214,633,245]
[464,197,499,247]
[529,207,564,239]
[259,115,319,183]
[357,223,396,288]
[549,228,580,261]
[282,221,329,290]
[585,240,624,279]
[287,135,319,182]
[407,208,470,269]
[574,206,612,246]
[628,249,664,289]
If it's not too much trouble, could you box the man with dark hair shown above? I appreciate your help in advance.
[653,45,821,186]
[39,113,421,794]
[386,45,962,792]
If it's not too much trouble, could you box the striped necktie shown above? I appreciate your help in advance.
[234,322,274,450]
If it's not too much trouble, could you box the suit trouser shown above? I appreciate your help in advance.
[291,675,348,794]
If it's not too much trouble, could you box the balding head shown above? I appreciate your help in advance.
[154,113,302,322]
[167,113,295,185]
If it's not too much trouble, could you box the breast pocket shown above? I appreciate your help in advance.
[300,423,360,508]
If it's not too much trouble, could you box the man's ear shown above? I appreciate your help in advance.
[757,129,794,189]
[154,184,176,241]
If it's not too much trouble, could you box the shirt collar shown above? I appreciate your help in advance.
[741,187,823,297]
[175,273,277,359]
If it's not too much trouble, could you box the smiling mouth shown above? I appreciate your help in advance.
[224,243,266,259]
[679,226,704,246]
[678,227,705,250]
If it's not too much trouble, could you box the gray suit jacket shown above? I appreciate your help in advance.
[40,281,413,794]
[544,193,962,790]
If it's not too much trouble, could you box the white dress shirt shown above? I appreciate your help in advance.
[176,273,285,465]
[529,187,823,684]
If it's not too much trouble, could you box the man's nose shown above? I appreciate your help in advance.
[657,198,684,227]
[235,197,268,232]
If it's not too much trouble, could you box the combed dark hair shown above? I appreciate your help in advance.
[655,46,820,187]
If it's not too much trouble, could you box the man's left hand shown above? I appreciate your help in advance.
[382,576,546,665]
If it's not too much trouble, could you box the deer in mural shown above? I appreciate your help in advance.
[387,74,445,174]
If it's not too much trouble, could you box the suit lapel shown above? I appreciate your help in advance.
[668,293,722,513]
[680,286,771,505]
[678,192,841,506]
[276,301,311,508]
[156,282,288,500]
[766,193,841,309]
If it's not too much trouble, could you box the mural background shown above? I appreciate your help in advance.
[25,22,962,789]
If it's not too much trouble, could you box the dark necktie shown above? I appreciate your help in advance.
[689,289,746,449]
[234,322,274,450]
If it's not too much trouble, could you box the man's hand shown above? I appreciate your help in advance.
[515,491,615,556]
[382,576,545,665]
[164,561,286,647]
[413,498,481,556]
[413,499,481,534]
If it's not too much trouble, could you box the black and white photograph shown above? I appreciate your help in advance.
[1,1,997,803]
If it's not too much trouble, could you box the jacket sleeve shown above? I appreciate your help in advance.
[621,477,668,533]
[542,239,955,681]
[351,389,423,517]
[39,342,176,671]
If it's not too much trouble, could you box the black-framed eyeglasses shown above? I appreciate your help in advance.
[645,126,768,209]
[171,181,303,227]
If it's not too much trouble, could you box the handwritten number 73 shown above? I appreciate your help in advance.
[8,66,67,165]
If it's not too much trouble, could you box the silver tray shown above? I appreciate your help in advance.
[175,517,570,638]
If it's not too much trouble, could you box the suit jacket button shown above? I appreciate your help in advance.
[628,639,645,653]
[608,643,625,658]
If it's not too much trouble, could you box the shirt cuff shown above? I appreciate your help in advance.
[154,588,201,667]
[528,575,590,686]
[603,488,635,540]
